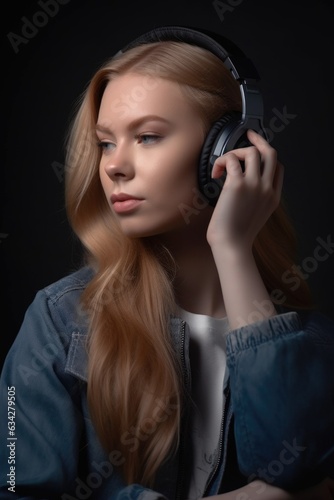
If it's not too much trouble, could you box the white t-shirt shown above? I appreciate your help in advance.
[177,307,230,499]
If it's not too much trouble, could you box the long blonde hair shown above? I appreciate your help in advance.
[64,41,313,486]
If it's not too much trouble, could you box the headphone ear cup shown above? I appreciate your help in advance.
[198,112,240,206]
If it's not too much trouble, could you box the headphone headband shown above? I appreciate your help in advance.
[119,25,259,82]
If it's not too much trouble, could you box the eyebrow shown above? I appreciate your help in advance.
[95,115,173,134]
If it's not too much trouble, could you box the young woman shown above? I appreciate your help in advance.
[1,26,334,500]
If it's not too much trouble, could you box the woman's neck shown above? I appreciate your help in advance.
[151,220,226,319]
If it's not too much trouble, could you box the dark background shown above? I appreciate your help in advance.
[1,0,333,370]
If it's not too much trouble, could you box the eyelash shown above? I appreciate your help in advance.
[97,134,162,152]
[97,141,114,152]
[136,134,161,145]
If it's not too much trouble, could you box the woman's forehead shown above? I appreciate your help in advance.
[98,73,199,127]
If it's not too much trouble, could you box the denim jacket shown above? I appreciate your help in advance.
[0,266,334,500]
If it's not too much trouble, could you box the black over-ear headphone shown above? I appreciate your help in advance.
[117,25,267,206]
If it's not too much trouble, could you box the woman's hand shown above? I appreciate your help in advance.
[206,129,284,251]
[206,130,284,328]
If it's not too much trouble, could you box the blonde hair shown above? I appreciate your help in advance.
[64,41,313,486]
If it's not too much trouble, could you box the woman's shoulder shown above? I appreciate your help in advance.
[37,265,95,311]
[24,265,96,339]
[42,265,95,301]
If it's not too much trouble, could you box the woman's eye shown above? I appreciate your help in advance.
[137,134,161,145]
[97,141,115,153]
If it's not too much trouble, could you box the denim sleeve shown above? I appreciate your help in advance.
[0,290,168,500]
[226,310,334,490]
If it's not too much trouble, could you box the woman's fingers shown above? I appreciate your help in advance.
[207,130,284,249]
[273,160,285,200]
[211,151,244,180]
[211,129,282,191]
[246,129,278,186]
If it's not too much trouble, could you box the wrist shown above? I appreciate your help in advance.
[209,239,254,263]
[207,228,255,253]
[209,240,277,330]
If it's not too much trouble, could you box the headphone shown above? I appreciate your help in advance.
[117,25,267,206]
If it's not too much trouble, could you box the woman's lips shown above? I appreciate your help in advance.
[110,194,144,214]
[112,198,144,214]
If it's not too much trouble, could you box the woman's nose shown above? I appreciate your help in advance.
[104,143,134,180]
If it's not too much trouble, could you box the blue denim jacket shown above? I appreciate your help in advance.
[0,266,334,499]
